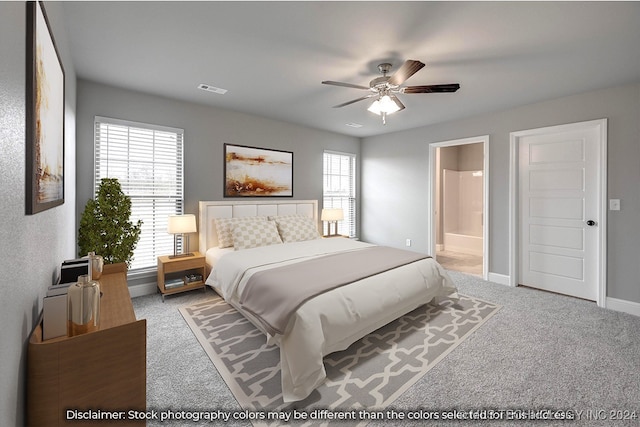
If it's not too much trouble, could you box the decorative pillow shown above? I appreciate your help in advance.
[214,216,266,248]
[272,215,321,243]
[232,220,282,250]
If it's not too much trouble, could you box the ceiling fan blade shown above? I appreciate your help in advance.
[390,95,405,111]
[322,80,371,90]
[387,60,425,86]
[333,94,376,108]
[402,83,460,94]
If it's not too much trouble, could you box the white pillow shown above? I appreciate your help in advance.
[272,215,320,243]
[232,220,283,250]
[214,216,266,248]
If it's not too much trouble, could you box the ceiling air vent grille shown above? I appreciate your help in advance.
[197,84,228,95]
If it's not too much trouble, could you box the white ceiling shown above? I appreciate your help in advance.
[62,1,640,138]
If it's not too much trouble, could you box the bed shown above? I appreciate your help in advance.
[199,200,458,402]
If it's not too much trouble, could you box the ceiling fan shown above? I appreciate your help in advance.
[322,59,460,124]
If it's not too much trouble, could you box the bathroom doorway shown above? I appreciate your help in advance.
[429,136,489,279]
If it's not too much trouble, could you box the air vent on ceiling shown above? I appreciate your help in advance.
[197,84,228,95]
[345,122,363,128]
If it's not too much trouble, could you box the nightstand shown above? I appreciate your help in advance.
[157,251,206,301]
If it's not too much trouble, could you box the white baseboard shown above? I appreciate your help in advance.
[128,282,157,298]
[487,272,510,286]
[483,274,640,317]
[125,272,640,318]
[606,297,640,317]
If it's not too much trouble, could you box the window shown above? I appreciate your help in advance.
[323,151,356,237]
[94,116,184,272]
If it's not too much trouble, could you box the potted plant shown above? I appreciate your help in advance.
[78,178,142,268]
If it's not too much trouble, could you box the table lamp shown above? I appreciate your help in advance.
[321,208,344,237]
[167,214,197,258]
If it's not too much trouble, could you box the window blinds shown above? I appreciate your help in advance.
[94,116,184,272]
[323,151,356,237]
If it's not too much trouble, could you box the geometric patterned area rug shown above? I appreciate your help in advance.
[180,294,500,426]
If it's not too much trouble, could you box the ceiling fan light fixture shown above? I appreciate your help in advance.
[367,99,382,115]
[367,95,400,116]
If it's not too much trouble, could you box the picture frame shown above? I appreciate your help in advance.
[224,143,293,197]
[26,1,65,214]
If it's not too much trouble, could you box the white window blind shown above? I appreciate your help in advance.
[94,116,184,272]
[323,151,356,238]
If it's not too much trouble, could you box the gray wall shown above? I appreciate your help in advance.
[0,2,77,426]
[361,82,640,304]
[75,80,361,254]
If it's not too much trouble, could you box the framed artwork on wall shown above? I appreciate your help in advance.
[224,143,293,197]
[26,1,65,214]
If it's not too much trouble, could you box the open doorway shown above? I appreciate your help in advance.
[429,136,489,279]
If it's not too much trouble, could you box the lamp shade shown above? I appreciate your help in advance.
[321,208,344,222]
[167,214,197,234]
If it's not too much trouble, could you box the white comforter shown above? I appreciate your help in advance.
[206,238,458,402]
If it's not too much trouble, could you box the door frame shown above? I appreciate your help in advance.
[509,119,607,306]
[428,135,490,280]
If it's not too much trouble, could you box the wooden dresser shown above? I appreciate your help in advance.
[27,263,147,426]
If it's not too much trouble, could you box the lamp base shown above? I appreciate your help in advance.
[171,234,193,259]
[169,252,194,259]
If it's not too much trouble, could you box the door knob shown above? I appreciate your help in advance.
[586,220,597,226]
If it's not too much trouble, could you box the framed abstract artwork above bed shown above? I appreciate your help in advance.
[26,1,65,214]
[224,143,293,197]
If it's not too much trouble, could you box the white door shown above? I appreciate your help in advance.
[518,122,602,301]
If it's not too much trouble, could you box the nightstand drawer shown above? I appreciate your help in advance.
[160,256,205,274]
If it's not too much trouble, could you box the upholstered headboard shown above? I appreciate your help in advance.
[198,200,319,253]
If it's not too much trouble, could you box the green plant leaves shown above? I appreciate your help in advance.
[78,178,142,267]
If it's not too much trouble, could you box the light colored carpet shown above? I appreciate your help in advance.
[133,271,640,426]
[179,293,499,425]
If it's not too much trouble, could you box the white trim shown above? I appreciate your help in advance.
[605,298,640,317]
[94,115,184,134]
[323,151,357,238]
[323,148,357,157]
[508,135,518,288]
[487,272,511,286]
[94,116,185,272]
[509,119,607,307]
[428,135,490,280]
[467,273,640,318]
[598,120,608,306]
